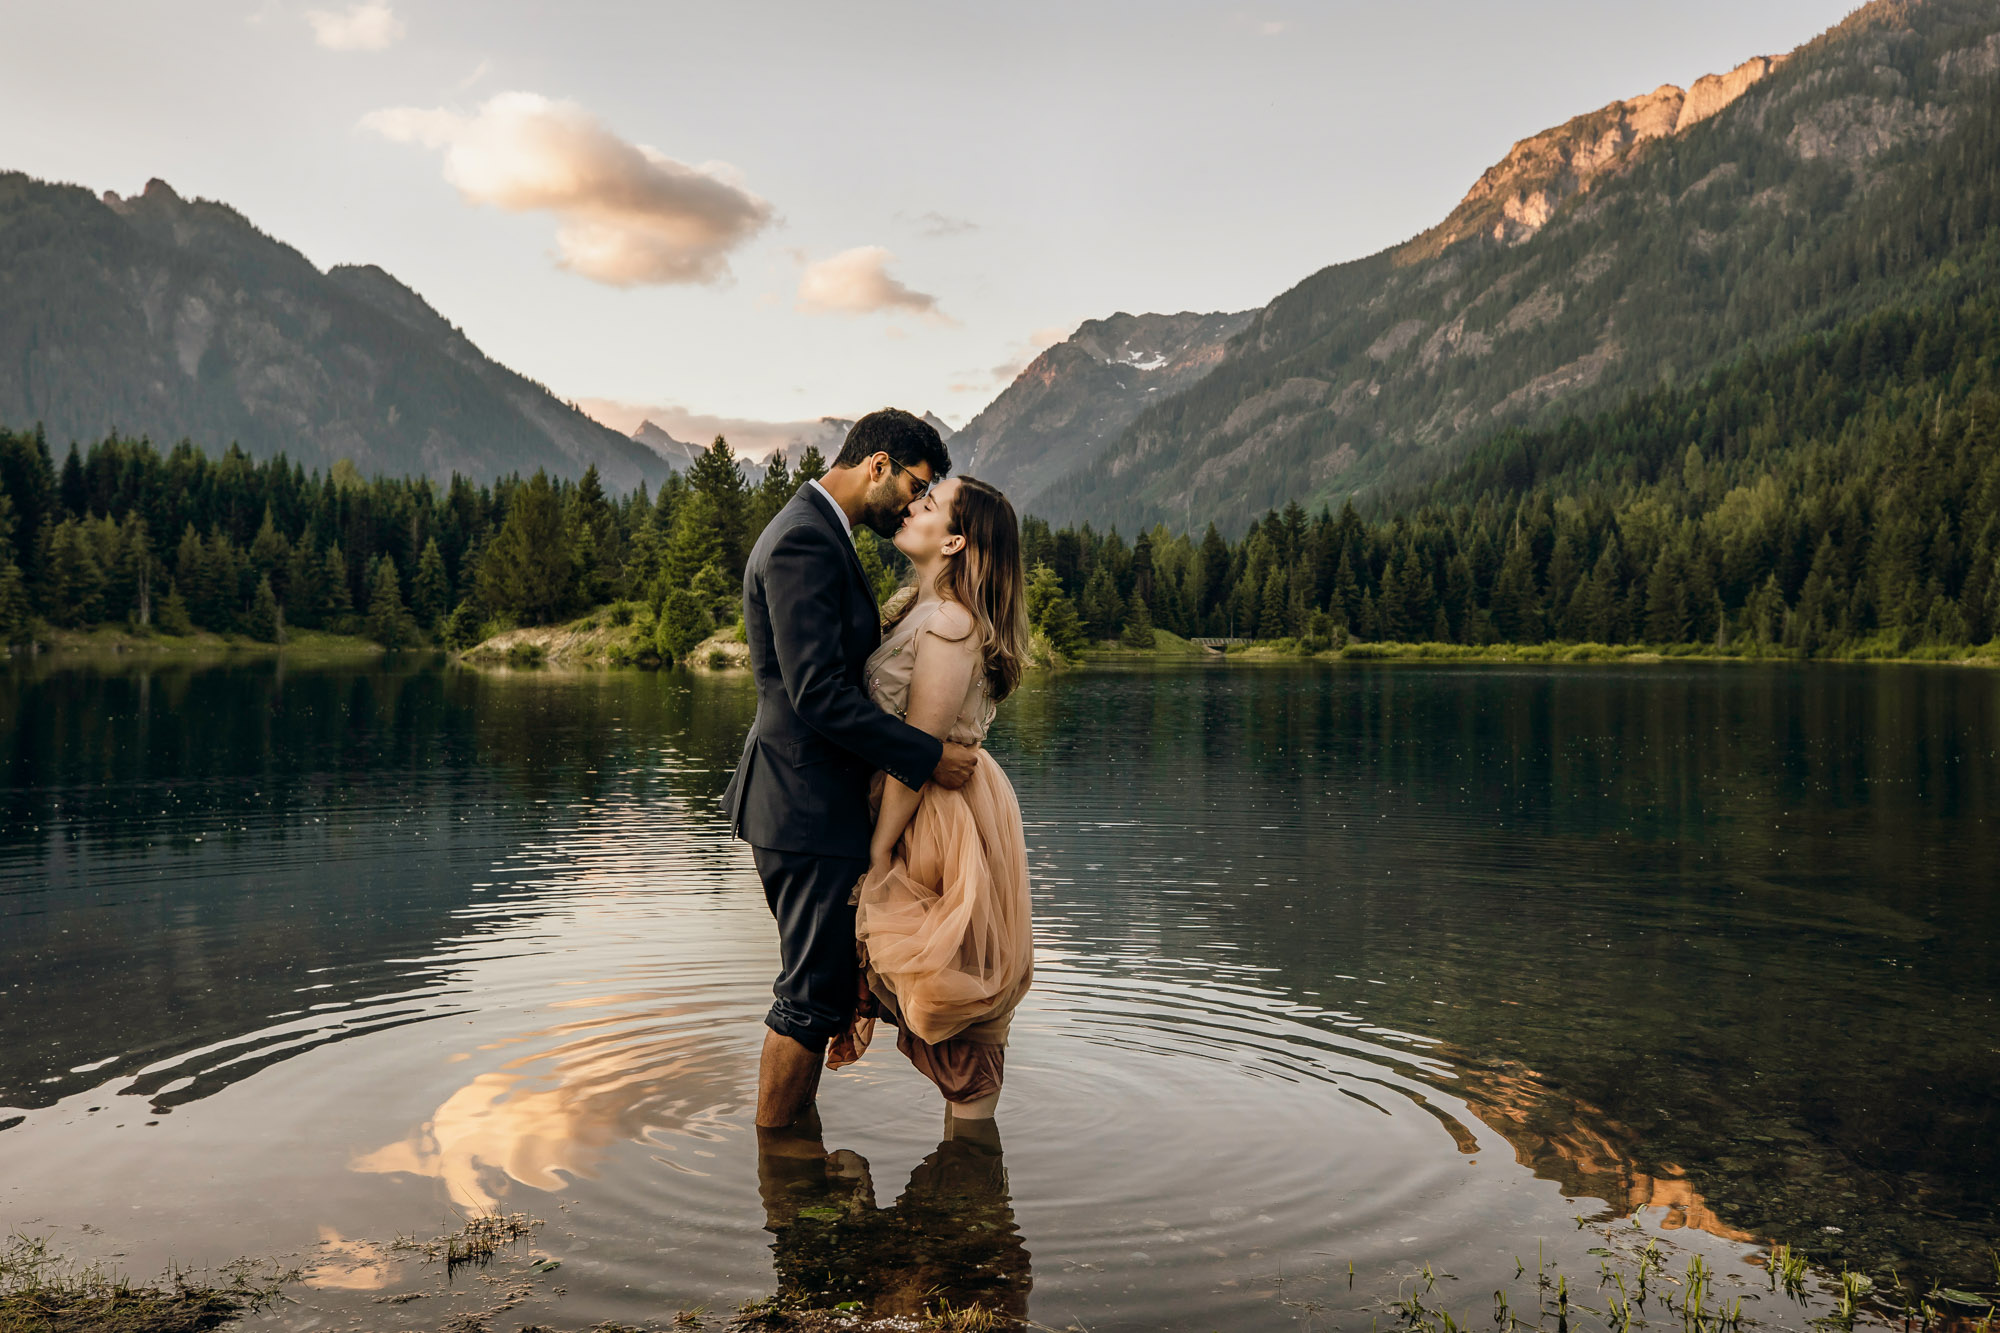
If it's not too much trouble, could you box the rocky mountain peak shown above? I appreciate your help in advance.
[951,309,1254,497]
[1405,53,1785,260]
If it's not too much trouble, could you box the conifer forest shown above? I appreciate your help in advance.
[2,297,1998,664]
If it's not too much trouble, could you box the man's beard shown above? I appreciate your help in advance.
[855,476,908,538]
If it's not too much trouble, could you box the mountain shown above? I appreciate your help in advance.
[633,419,702,469]
[0,173,669,490]
[952,310,1254,499]
[1029,0,2000,532]
[922,411,956,442]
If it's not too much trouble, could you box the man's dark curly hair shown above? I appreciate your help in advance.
[835,408,952,478]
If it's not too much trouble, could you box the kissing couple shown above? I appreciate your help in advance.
[723,408,1035,1133]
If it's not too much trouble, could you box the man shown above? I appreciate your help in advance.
[723,408,980,1129]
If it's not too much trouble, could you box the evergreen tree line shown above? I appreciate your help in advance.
[3,296,1997,663]
[0,425,891,656]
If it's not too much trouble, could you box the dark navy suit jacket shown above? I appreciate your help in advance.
[722,485,943,858]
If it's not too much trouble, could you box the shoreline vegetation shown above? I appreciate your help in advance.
[11,612,1998,673]
[5,1208,1995,1333]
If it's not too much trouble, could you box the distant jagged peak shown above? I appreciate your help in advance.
[921,410,956,440]
[632,419,701,467]
[1403,52,1786,262]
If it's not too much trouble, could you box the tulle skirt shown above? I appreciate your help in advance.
[826,754,1033,1101]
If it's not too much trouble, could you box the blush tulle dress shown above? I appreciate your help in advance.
[825,598,1034,1103]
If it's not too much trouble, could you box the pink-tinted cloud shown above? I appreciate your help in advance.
[795,246,948,320]
[362,92,773,286]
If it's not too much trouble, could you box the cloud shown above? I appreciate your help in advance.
[1258,20,1288,35]
[307,1,404,50]
[795,246,947,320]
[909,210,978,238]
[361,92,774,286]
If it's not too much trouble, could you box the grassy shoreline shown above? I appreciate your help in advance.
[7,624,389,661]
[15,613,1996,674]
[460,613,2000,673]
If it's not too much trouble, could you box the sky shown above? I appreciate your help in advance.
[3,0,1862,453]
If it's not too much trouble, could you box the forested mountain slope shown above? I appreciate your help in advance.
[0,174,669,490]
[1031,0,2000,533]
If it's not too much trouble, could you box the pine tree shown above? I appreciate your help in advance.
[1442,552,1474,641]
[1377,547,1414,641]
[114,512,153,625]
[367,555,416,647]
[246,574,283,643]
[249,505,289,600]
[0,493,28,644]
[1644,547,1693,643]
[1356,589,1380,641]
[1490,529,1546,643]
[1547,530,1582,620]
[1027,562,1088,659]
[175,524,210,628]
[686,436,750,577]
[57,443,85,517]
[157,581,193,635]
[411,537,450,630]
[793,445,828,486]
[567,464,619,606]
[40,519,104,627]
[478,471,573,626]
[1788,536,1845,656]
[1130,531,1157,607]
[1082,564,1124,640]
[752,449,795,533]
[1120,594,1156,648]
[662,490,723,591]
[323,542,355,623]
[1198,523,1231,620]
[1331,550,1362,632]
[853,527,900,604]
[628,492,670,591]
[284,538,323,629]
[1257,565,1289,639]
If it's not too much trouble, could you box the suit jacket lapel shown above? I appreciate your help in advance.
[800,483,878,613]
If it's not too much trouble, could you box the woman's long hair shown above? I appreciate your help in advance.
[887,476,1029,701]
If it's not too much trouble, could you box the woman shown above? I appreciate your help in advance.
[825,476,1034,1120]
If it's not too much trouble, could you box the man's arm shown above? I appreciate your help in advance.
[764,523,948,791]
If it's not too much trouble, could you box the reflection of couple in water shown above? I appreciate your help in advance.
[721,408,1036,1305]
[757,1110,1031,1319]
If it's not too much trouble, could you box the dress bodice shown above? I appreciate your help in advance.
[865,599,995,747]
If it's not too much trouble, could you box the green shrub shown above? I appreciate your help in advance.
[655,587,711,662]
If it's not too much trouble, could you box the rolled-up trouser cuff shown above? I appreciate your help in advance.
[765,1002,835,1053]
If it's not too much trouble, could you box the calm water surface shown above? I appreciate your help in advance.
[1,657,1996,1330]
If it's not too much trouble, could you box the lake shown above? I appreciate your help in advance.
[1,656,1996,1331]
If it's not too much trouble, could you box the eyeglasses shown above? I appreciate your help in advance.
[886,455,936,502]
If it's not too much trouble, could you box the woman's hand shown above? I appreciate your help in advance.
[867,837,896,886]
